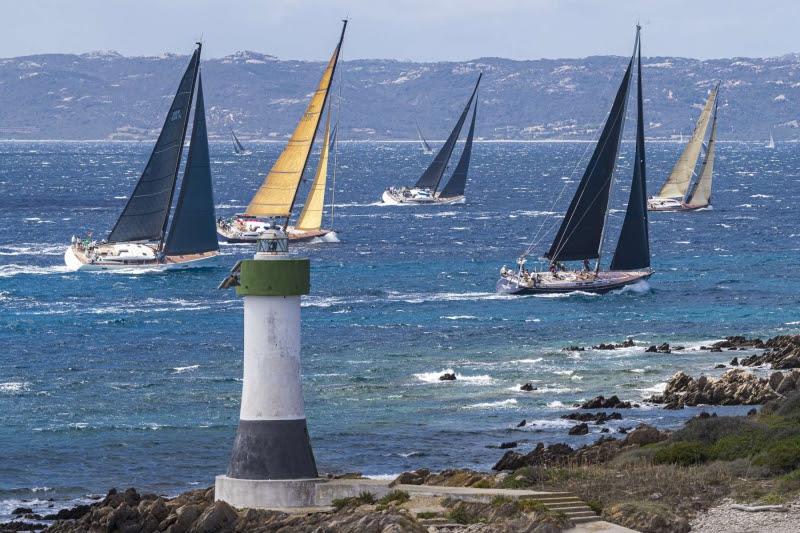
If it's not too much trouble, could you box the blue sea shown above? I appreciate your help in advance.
[0,139,797,518]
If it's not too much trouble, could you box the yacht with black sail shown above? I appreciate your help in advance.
[647,84,719,211]
[65,43,219,271]
[382,74,481,205]
[497,26,652,295]
[217,22,346,243]
[231,129,252,156]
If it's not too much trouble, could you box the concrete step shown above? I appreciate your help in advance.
[571,515,602,524]
[550,506,595,513]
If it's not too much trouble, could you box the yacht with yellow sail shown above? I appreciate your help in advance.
[648,84,719,212]
[217,22,345,243]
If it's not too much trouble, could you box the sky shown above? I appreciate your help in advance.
[0,0,798,61]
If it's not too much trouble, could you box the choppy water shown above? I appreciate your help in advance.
[0,140,798,517]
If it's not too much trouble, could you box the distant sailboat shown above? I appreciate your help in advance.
[65,44,219,271]
[217,21,346,243]
[416,120,434,154]
[767,131,775,149]
[382,74,481,205]
[497,25,651,295]
[231,129,252,156]
[648,84,719,212]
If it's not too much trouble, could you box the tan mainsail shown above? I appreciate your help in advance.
[685,103,718,207]
[246,33,343,218]
[657,87,718,198]
[295,114,331,231]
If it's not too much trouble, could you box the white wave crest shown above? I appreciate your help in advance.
[465,399,518,409]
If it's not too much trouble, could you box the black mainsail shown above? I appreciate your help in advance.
[439,97,478,199]
[545,53,634,263]
[231,130,246,154]
[610,29,650,271]
[164,74,219,256]
[413,73,482,192]
[108,46,201,245]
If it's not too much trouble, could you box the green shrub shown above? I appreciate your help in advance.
[776,391,800,419]
[415,511,440,519]
[448,505,481,524]
[470,478,494,489]
[377,490,409,506]
[587,499,604,514]
[653,442,709,466]
[672,416,760,444]
[331,491,375,510]
[754,437,800,473]
[710,433,769,461]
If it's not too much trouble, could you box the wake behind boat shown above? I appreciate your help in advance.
[217,22,346,244]
[497,25,652,296]
[65,44,219,271]
[382,74,480,205]
[648,84,720,212]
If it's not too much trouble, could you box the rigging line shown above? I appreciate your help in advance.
[551,60,633,261]
[330,24,345,230]
[547,62,634,263]
[521,74,625,259]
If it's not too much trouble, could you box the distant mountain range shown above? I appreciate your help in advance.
[0,50,797,141]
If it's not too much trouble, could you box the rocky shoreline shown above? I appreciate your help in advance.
[7,334,800,533]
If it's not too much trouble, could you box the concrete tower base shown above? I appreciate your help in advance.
[215,476,324,509]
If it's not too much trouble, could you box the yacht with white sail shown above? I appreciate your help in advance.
[65,44,219,271]
[382,74,480,205]
[217,22,346,243]
[648,84,719,211]
[767,131,775,149]
[416,120,434,154]
[497,26,651,295]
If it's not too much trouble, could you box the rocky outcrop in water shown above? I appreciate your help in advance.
[739,335,800,369]
[649,368,800,408]
[562,412,623,424]
[492,425,668,471]
[580,395,633,409]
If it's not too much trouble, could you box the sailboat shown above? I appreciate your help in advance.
[65,44,219,271]
[217,22,346,243]
[416,120,434,154]
[497,25,651,295]
[767,131,775,149]
[231,129,252,156]
[647,84,719,212]
[382,74,481,205]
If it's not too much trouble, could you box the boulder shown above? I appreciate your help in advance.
[438,372,456,381]
[393,469,430,485]
[519,382,536,392]
[516,419,526,427]
[492,442,575,471]
[580,395,632,409]
[11,508,32,515]
[649,368,795,408]
[739,335,800,369]
[569,423,589,435]
[190,501,237,533]
[623,424,668,446]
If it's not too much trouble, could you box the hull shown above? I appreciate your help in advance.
[496,269,652,295]
[647,197,683,212]
[217,223,336,243]
[64,244,218,272]
[381,188,464,205]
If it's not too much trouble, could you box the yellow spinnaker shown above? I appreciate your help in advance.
[657,87,718,198]
[295,114,331,231]
[246,43,341,217]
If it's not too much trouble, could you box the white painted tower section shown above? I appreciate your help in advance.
[241,294,304,421]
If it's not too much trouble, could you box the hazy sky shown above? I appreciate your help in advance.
[1,0,797,61]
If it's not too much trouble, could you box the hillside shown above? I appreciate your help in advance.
[0,50,797,141]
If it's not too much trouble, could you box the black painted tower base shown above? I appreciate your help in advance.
[227,419,318,480]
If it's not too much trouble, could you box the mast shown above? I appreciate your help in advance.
[438,96,478,198]
[657,86,717,198]
[284,20,347,229]
[107,45,200,245]
[685,85,719,207]
[164,73,219,256]
[545,42,634,265]
[413,73,482,193]
[595,27,638,273]
[610,26,650,271]
[244,21,346,229]
[159,43,201,251]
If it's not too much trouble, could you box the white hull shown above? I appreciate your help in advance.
[64,244,217,272]
[381,188,464,205]
[497,269,652,295]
